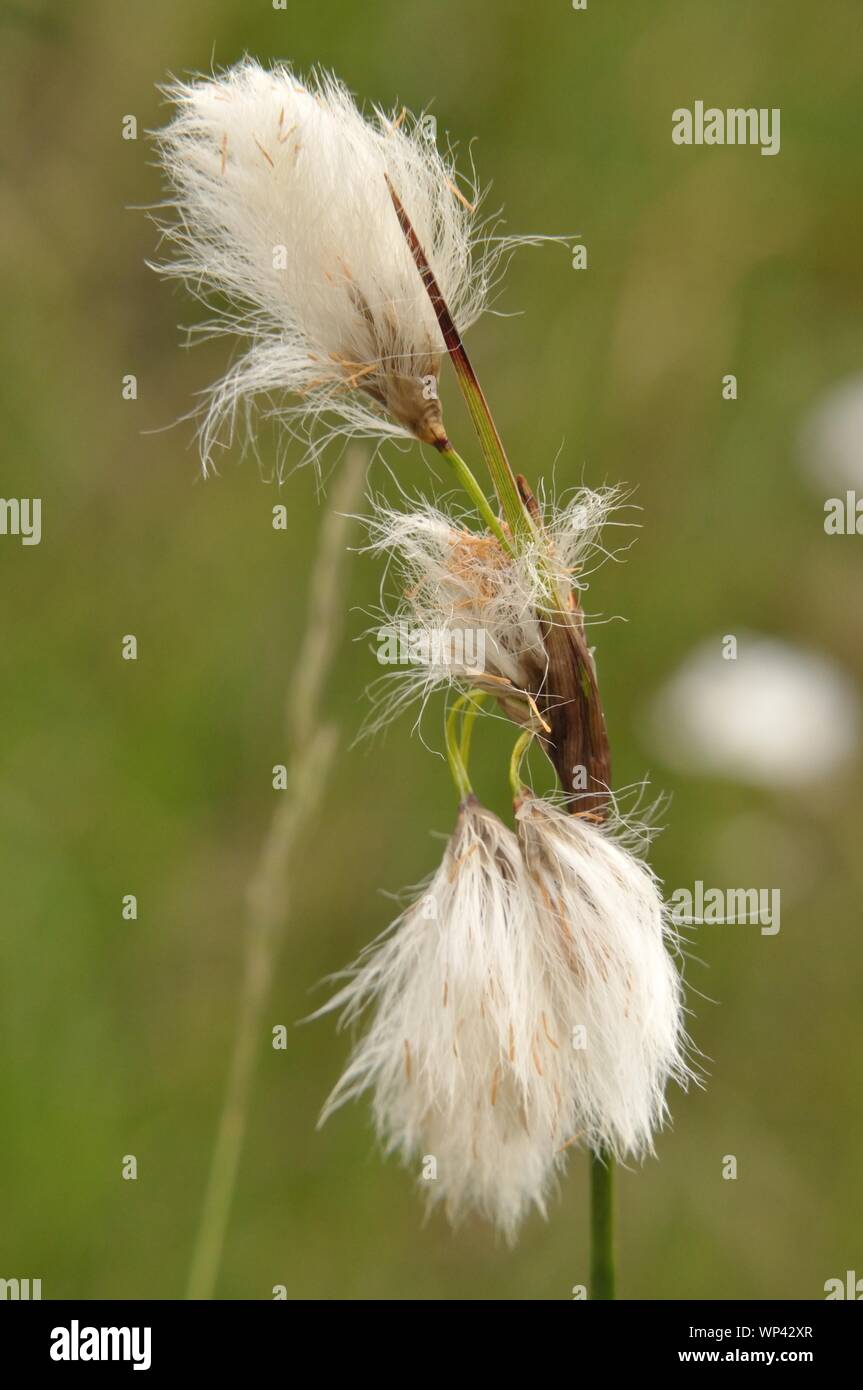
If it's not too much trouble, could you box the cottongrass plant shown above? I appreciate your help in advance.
[315,785,687,1244]
[151,59,543,473]
[153,56,693,1296]
[360,485,625,736]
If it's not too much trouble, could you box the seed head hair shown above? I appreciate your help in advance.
[151,58,545,473]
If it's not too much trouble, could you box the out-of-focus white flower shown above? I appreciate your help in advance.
[151,59,532,470]
[315,792,690,1240]
[647,634,859,789]
[363,487,626,733]
[798,373,863,492]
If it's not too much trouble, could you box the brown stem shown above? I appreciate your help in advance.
[539,615,611,817]
[517,474,612,818]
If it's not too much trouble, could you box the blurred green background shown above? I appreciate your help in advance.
[1,0,861,1300]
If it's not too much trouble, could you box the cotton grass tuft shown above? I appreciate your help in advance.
[152,59,540,472]
[315,793,691,1239]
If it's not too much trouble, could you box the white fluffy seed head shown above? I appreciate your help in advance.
[515,793,692,1159]
[362,487,627,734]
[151,59,528,471]
[315,793,691,1240]
[314,797,568,1239]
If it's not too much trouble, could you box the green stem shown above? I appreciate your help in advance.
[444,695,474,801]
[590,1150,616,1300]
[508,729,534,799]
[446,363,533,543]
[439,446,513,554]
[459,690,486,767]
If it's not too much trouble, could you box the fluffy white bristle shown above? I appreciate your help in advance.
[315,794,690,1240]
[151,59,537,470]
